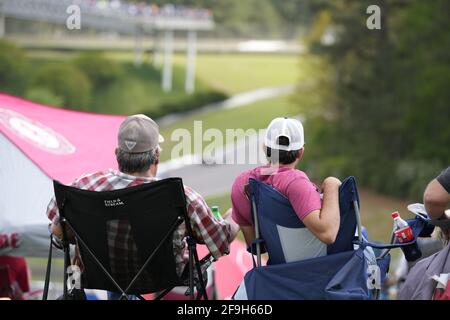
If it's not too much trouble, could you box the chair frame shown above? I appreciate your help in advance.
[43,178,209,300]
[248,176,383,299]
[249,178,363,268]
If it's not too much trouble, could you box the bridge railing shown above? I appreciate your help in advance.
[0,0,214,34]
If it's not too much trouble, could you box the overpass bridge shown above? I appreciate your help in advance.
[0,0,215,93]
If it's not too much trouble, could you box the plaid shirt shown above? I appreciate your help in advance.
[46,169,232,279]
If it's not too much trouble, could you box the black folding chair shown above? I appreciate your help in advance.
[43,177,209,300]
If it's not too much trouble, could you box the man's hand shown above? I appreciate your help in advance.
[50,221,63,239]
[50,220,76,243]
[321,176,342,192]
[223,208,240,242]
[302,176,341,244]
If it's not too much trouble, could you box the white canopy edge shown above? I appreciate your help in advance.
[0,133,57,257]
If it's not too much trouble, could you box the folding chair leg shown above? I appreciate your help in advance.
[60,221,71,300]
[192,248,208,300]
[154,287,174,300]
[42,235,53,300]
[186,239,208,301]
[188,247,195,299]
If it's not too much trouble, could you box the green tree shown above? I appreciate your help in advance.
[33,63,92,110]
[0,39,29,95]
[74,52,122,90]
[25,87,64,107]
[300,0,450,198]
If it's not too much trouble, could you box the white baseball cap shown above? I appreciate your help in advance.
[265,117,305,151]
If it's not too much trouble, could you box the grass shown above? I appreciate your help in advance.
[173,53,299,95]
[159,94,297,162]
[26,257,64,283]
[27,51,300,97]
[75,51,300,95]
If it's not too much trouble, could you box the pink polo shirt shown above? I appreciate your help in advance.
[231,166,322,226]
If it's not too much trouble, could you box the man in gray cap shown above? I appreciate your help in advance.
[46,114,239,299]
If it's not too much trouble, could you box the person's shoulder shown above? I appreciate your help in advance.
[72,170,112,187]
[183,184,205,203]
[282,169,320,194]
[281,168,312,183]
[409,250,438,273]
[233,167,260,185]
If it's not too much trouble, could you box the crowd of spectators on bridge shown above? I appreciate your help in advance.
[77,0,213,19]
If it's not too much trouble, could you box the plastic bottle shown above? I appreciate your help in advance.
[211,206,222,220]
[392,211,414,242]
[391,211,422,261]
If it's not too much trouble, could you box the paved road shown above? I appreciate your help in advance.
[158,131,267,197]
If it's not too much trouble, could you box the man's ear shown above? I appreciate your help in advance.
[155,148,161,165]
[115,148,119,156]
[297,148,305,161]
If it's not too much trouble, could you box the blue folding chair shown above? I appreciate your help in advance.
[234,176,426,300]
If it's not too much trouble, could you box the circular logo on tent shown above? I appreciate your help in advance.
[0,108,76,155]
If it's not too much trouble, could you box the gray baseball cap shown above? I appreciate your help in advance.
[118,114,164,153]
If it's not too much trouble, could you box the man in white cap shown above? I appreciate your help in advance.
[230,117,341,261]
[46,114,239,299]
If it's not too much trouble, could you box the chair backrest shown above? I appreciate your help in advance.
[328,176,359,254]
[248,176,359,264]
[53,177,188,295]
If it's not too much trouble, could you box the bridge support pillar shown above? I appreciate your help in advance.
[134,32,144,67]
[0,14,5,38]
[153,31,162,68]
[185,30,197,94]
[162,30,174,92]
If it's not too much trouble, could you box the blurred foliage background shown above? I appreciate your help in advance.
[295,0,449,199]
[0,0,448,201]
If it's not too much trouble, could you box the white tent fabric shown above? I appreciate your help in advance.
[0,94,262,299]
[0,93,124,257]
[0,134,54,256]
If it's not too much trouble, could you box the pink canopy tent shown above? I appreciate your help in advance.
[0,93,255,299]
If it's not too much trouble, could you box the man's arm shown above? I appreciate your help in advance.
[222,208,241,242]
[47,174,87,242]
[424,175,450,220]
[184,186,238,259]
[47,197,63,238]
[302,177,341,244]
[240,225,256,247]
